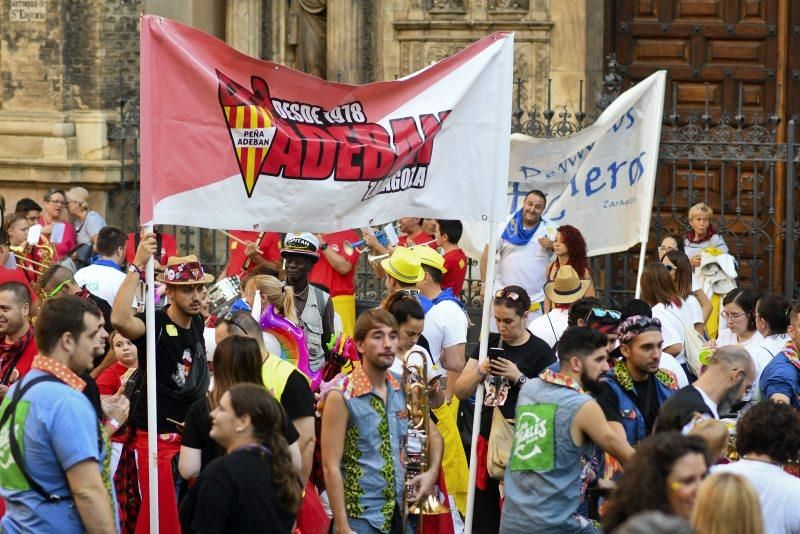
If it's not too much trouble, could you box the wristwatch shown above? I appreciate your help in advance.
[516,375,528,386]
[128,264,142,275]
[319,243,329,251]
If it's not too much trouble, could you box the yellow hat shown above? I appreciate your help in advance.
[380,247,424,284]
[413,245,447,274]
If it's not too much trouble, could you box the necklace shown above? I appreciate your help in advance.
[741,455,782,467]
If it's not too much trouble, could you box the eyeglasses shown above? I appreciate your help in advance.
[657,245,677,252]
[721,311,748,320]
[495,289,521,301]
[44,278,73,299]
[48,199,65,206]
[585,308,621,323]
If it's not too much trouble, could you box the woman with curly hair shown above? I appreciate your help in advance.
[691,472,764,534]
[544,225,595,312]
[713,400,800,533]
[603,432,710,532]
[180,383,303,533]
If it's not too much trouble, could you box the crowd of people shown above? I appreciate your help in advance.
[0,187,798,534]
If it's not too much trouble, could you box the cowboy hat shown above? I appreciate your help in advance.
[156,255,215,284]
[543,265,592,304]
[413,245,447,273]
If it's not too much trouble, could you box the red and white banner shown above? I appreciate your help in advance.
[140,15,513,231]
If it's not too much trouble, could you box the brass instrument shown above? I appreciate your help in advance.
[402,349,448,530]
[343,223,400,256]
[367,239,438,265]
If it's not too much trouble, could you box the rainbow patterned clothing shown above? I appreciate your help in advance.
[322,365,408,532]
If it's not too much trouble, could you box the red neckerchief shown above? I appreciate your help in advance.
[686,224,717,244]
[0,326,34,385]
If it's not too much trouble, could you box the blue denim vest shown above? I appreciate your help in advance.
[327,365,408,532]
[605,365,677,446]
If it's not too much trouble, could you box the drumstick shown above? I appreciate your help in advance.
[217,229,250,246]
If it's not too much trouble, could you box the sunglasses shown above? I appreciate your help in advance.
[585,307,621,322]
[44,278,74,299]
[495,289,521,301]
[221,310,248,335]
[663,264,675,272]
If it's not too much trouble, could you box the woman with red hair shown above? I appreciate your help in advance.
[544,225,595,311]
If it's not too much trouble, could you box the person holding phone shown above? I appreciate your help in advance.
[455,285,557,533]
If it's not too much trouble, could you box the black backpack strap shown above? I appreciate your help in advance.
[0,375,68,502]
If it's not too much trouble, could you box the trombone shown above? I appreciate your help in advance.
[366,239,438,264]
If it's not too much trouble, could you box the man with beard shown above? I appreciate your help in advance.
[281,233,334,372]
[655,345,755,433]
[0,297,115,533]
[321,309,443,533]
[596,316,679,447]
[0,282,37,393]
[112,233,213,533]
[500,327,635,534]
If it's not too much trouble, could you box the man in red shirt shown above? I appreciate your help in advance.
[221,230,282,278]
[397,217,435,247]
[0,281,37,394]
[310,230,360,336]
[435,219,468,298]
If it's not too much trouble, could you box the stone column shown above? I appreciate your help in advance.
[226,0,262,57]
[327,0,363,82]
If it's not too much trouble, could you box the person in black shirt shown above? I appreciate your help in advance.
[111,234,213,533]
[180,383,303,534]
[178,335,301,480]
[655,345,755,433]
[595,315,678,448]
[454,285,556,534]
[214,309,316,484]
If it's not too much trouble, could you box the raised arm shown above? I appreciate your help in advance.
[111,232,156,340]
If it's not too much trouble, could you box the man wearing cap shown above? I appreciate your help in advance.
[481,190,556,322]
[111,232,213,533]
[595,316,678,449]
[282,232,335,372]
[414,246,468,377]
[529,266,592,350]
[65,186,107,245]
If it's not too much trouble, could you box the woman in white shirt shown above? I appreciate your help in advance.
[641,262,692,370]
[662,250,711,335]
[748,294,794,395]
[716,288,763,350]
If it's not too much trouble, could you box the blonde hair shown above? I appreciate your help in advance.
[246,275,298,325]
[688,419,729,460]
[691,472,763,534]
[688,202,713,221]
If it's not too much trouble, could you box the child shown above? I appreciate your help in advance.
[684,202,728,268]
[689,418,731,464]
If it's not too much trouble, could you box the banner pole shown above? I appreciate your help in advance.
[464,220,500,533]
[634,240,647,299]
[144,224,159,533]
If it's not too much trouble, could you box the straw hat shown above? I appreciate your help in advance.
[380,247,424,284]
[156,255,215,284]
[413,246,447,273]
[543,265,591,304]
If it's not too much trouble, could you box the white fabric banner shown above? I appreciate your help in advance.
[460,70,666,259]
[140,16,513,230]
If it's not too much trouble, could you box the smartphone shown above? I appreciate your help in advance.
[488,347,505,362]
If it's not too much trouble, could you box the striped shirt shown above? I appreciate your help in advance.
[75,211,106,244]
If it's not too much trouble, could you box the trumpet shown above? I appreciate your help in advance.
[402,349,448,529]
[366,239,438,264]
[343,223,400,256]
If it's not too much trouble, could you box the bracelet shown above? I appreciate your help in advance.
[475,367,487,379]
[106,418,121,431]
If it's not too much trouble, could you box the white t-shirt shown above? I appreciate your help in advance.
[747,333,791,402]
[74,263,129,308]
[684,294,704,326]
[713,459,800,534]
[528,308,569,350]
[493,219,556,304]
[652,302,687,363]
[716,328,764,350]
[659,352,689,388]
[422,299,468,365]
